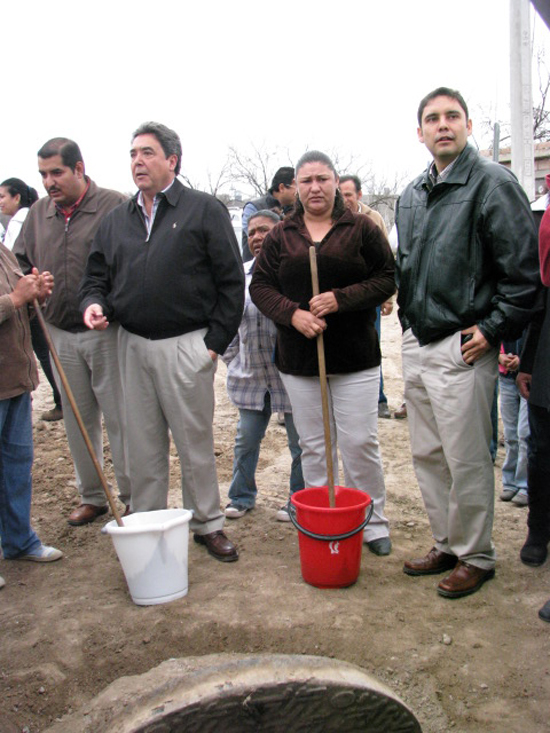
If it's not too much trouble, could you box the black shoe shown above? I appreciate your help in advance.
[366,537,392,556]
[539,599,550,622]
[520,532,549,567]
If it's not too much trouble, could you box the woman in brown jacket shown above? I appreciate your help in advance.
[250,151,395,555]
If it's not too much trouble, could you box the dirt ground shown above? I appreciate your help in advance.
[1,310,549,733]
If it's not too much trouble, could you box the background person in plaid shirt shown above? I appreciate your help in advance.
[222,210,304,521]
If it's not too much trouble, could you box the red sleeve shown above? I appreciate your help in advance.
[540,207,550,287]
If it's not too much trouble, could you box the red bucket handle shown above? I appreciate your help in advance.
[288,501,373,542]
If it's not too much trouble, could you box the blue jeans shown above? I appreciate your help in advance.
[228,393,304,510]
[490,380,499,462]
[499,377,529,493]
[0,393,40,558]
[375,306,387,404]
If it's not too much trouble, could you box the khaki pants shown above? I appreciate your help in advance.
[402,329,498,569]
[48,324,130,506]
[118,327,224,535]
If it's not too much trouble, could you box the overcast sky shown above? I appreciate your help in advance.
[2,1,548,197]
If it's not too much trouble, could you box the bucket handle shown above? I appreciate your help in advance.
[288,501,373,542]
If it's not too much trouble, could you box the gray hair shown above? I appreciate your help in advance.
[132,121,182,175]
[249,209,281,225]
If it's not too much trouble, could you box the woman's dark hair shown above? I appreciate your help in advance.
[295,150,337,177]
[0,178,39,209]
[293,150,345,221]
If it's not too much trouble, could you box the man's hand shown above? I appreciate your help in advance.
[460,325,491,364]
[207,349,218,362]
[291,308,327,339]
[381,299,393,316]
[83,304,109,330]
[9,273,42,309]
[516,372,531,400]
[499,353,520,372]
[309,291,338,319]
[32,268,54,302]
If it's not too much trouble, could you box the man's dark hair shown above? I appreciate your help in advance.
[269,166,295,194]
[132,121,182,176]
[417,87,469,126]
[37,138,84,172]
[339,174,362,193]
[249,209,281,226]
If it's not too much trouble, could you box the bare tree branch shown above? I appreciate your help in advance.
[475,43,550,149]
[227,144,293,197]
[206,158,232,197]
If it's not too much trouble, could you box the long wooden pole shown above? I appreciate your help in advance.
[33,301,124,526]
[309,247,335,508]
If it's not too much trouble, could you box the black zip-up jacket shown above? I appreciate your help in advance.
[395,144,540,347]
[79,179,245,355]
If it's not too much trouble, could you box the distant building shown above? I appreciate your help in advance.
[481,141,550,199]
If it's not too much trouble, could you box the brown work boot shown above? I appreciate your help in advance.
[403,547,457,576]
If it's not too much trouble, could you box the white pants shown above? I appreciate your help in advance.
[402,329,498,569]
[280,368,388,542]
[48,324,130,506]
[118,327,224,534]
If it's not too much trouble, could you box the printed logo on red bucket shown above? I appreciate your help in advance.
[289,486,372,589]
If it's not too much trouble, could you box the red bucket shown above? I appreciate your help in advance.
[289,486,372,589]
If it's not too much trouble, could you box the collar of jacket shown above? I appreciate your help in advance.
[420,143,478,193]
[282,206,356,230]
[130,176,185,211]
[248,191,279,209]
[45,177,99,219]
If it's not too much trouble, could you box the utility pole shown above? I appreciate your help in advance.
[510,0,535,200]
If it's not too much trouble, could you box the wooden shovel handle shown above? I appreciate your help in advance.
[32,300,124,526]
[309,247,336,508]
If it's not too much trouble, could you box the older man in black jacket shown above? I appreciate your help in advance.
[396,87,540,598]
[80,122,245,563]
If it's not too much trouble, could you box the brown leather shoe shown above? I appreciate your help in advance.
[437,561,495,599]
[403,547,458,576]
[194,530,239,562]
[67,503,108,526]
[394,402,407,419]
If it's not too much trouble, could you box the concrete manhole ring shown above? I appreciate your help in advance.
[45,654,422,732]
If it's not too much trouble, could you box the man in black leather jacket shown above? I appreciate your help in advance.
[396,87,539,599]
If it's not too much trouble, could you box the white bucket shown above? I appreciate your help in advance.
[103,508,193,606]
